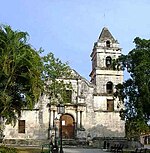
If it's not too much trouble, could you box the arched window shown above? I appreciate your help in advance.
[106,56,112,67]
[106,81,113,94]
[106,40,110,47]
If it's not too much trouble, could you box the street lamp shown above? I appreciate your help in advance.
[57,104,65,115]
[53,117,59,153]
[57,104,65,153]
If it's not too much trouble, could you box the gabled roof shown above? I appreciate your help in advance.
[71,69,95,88]
[98,27,118,43]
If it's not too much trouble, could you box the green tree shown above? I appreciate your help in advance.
[40,49,72,140]
[0,25,43,125]
[42,52,72,104]
[115,37,150,139]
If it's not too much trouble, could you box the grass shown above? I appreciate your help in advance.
[17,147,43,153]
[0,145,52,153]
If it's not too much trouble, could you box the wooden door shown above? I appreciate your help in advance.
[61,114,75,139]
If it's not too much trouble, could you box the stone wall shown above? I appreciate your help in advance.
[3,139,48,146]
[92,137,144,149]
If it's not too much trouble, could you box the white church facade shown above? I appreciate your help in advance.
[2,27,125,145]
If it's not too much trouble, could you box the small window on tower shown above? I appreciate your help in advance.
[106,56,112,67]
[107,99,114,111]
[18,120,25,133]
[106,40,111,47]
[106,81,113,94]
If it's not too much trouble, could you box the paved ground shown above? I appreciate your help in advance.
[62,145,150,153]
[144,145,150,149]
[63,148,108,153]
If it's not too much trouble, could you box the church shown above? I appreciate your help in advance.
[2,27,125,146]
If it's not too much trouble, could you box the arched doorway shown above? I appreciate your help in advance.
[60,114,75,139]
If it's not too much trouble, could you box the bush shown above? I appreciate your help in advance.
[0,146,18,153]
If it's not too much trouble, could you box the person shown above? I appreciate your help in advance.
[50,134,59,153]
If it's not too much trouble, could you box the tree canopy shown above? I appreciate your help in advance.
[115,37,150,139]
[42,52,72,105]
[0,25,72,126]
[0,25,43,125]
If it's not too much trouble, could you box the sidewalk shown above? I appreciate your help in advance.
[144,145,150,149]
[63,148,109,153]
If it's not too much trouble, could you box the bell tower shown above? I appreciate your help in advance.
[90,27,123,95]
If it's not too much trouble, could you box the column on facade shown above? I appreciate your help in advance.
[77,110,80,128]
[50,106,57,128]
[80,111,83,128]
[75,106,78,129]
[52,110,56,128]
[49,107,52,128]
[48,105,52,139]
[77,109,83,128]
[76,78,79,130]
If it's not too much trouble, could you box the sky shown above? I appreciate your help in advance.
[0,0,150,80]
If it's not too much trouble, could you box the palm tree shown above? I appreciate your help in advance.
[0,25,43,125]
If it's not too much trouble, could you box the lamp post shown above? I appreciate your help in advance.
[57,104,65,153]
[53,117,59,153]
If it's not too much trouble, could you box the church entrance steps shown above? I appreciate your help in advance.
[62,139,87,147]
